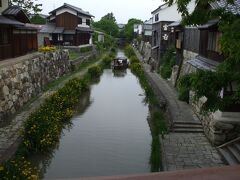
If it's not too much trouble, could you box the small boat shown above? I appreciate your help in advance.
[112,57,129,70]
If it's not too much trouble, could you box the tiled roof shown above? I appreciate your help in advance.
[39,23,56,33]
[2,5,30,23]
[49,3,94,17]
[53,27,64,34]
[210,0,240,15]
[187,56,219,71]
[2,6,22,16]
[0,15,23,25]
[197,19,219,29]
[76,27,94,33]
[168,21,181,27]
[143,24,152,30]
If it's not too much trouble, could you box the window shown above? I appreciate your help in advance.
[153,31,158,46]
[78,18,82,24]
[208,31,221,53]
[0,0,2,7]
[0,29,9,45]
[86,19,90,26]
[155,14,159,22]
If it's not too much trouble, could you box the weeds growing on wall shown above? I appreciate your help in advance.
[159,46,176,79]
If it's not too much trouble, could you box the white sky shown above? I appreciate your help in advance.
[38,0,164,24]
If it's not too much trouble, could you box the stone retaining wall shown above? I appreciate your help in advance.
[178,50,240,145]
[0,50,70,123]
[191,94,240,145]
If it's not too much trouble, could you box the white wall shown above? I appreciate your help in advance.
[144,30,152,36]
[152,1,195,23]
[56,8,77,16]
[0,0,9,14]
[77,15,91,28]
[138,24,143,35]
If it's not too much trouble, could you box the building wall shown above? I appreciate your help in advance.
[0,0,9,14]
[77,15,91,28]
[56,12,78,30]
[151,21,174,67]
[152,1,195,23]
[0,50,70,122]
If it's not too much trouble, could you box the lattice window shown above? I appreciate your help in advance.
[208,31,222,53]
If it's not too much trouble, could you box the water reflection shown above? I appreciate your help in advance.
[112,69,127,78]
[28,91,92,179]
[29,50,161,179]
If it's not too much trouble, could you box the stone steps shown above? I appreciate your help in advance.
[170,121,204,133]
[218,138,240,165]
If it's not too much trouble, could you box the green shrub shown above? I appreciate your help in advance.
[80,46,92,53]
[102,55,112,67]
[124,45,135,57]
[177,74,192,103]
[0,157,38,179]
[20,78,89,154]
[129,55,139,64]
[87,65,103,78]
[160,47,176,79]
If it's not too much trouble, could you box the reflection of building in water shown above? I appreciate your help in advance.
[112,69,127,78]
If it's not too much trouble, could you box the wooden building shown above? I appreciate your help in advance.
[142,18,153,44]
[151,1,195,68]
[0,5,38,60]
[39,3,94,46]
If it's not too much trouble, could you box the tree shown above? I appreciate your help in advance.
[165,0,240,112]
[10,0,42,15]
[30,14,46,24]
[92,13,119,37]
[123,18,142,41]
[101,12,116,22]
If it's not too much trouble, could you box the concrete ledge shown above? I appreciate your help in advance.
[55,165,240,180]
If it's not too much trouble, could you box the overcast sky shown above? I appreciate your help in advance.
[38,0,164,24]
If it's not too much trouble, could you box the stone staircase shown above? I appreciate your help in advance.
[218,137,240,165]
[170,121,204,133]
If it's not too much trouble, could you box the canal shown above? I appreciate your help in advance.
[30,51,155,179]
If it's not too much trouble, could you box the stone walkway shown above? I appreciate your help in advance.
[0,58,102,163]
[133,48,226,171]
[161,133,224,171]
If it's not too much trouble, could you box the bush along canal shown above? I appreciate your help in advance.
[0,48,167,179]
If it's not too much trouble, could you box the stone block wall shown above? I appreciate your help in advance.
[191,94,240,145]
[137,41,152,62]
[176,50,240,145]
[0,50,70,122]
[182,72,239,144]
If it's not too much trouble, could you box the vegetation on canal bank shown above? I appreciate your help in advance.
[0,49,116,179]
[124,45,167,172]
[159,46,176,79]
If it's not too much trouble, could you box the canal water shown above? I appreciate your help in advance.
[31,51,154,179]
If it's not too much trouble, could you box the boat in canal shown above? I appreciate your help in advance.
[112,57,129,70]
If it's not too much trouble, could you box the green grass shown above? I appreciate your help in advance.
[69,50,81,60]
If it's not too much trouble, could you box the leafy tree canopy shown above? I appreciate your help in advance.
[165,0,240,112]
[101,12,116,22]
[10,0,42,15]
[30,14,46,24]
[123,18,142,41]
[92,13,119,37]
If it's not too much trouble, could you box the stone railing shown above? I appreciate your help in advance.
[0,50,70,123]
